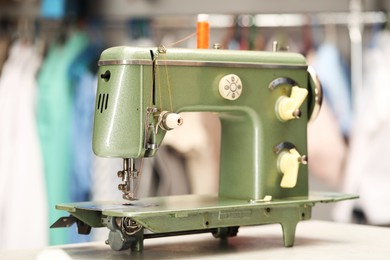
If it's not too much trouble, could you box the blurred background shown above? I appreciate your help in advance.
[1,0,390,250]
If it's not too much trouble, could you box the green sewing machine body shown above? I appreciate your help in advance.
[53,46,356,251]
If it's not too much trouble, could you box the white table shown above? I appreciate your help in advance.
[2,220,390,259]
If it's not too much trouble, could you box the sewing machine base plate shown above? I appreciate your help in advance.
[55,192,357,251]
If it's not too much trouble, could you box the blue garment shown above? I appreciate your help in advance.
[36,32,89,245]
[40,0,66,19]
[313,43,352,137]
[69,71,97,243]
[70,72,96,203]
[68,42,102,204]
[67,41,102,243]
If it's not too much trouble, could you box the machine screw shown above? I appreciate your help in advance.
[146,107,158,113]
[118,184,126,191]
[264,207,272,216]
[157,45,167,54]
[293,109,302,118]
[299,155,308,165]
[100,70,111,81]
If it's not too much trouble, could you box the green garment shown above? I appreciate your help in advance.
[37,32,89,245]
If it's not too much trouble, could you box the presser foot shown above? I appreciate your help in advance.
[117,158,139,201]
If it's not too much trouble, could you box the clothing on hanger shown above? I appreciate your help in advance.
[36,31,89,245]
[311,42,352,138]
[334,30,390,225]
[0,36,10,74]
[68,70,97,243]
[68,40,102,206]
[307,99,347,187]
[0,41,48,249]
[163,112,220,195]
[70,72,97,203]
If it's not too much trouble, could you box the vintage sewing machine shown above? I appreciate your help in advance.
[52,45,356,251]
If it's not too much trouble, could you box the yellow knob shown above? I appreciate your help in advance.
[278,148,302,188]
[277,86,308,121]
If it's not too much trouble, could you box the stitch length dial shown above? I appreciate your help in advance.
[219,74,242,100]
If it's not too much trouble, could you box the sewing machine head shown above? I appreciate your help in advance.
[52,45,359,252]
[93,46,322,201]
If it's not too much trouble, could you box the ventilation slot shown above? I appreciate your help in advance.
[97,93,109,113]
[105,94,109,110]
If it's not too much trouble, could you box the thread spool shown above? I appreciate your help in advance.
[197,14,209,49]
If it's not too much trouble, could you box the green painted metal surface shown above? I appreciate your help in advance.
[56,192,357,249]
[57,193,357,226]
[53,46,357,251]
[93,46,313,201]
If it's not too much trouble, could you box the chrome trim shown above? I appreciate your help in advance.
[98,60,152,66]
[307,66,323,123]
[98,59,307,70]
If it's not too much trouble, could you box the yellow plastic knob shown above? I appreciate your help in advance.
[277,86,308,121]
[279,148,301,188]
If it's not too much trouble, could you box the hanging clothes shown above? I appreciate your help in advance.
[69,66,98,244]
[90,156,123,241]
[311,42,352,138]
[307,99,347,187]
[70,72,97,203]
[138,146,191,197]
[0,36,10,74]
[162,112,220,195]
[334,30,390,225]
[69,41,102,204]
[36,31,89,245]
[68,71,97,243]
[0,40,48,249]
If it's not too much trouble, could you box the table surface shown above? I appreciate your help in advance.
[2,220,390,260]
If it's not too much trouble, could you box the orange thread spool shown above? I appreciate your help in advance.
[197,14,209,49]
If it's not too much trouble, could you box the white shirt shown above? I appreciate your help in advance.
[0,41,48,249]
